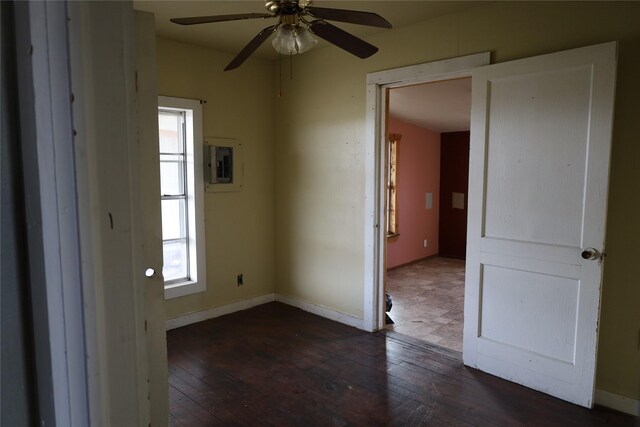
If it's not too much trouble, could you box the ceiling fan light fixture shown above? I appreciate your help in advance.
[272,24,297,55]
[295,26,317,53]
[271,24,317,55]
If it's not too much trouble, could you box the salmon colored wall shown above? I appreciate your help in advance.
[387,117,441,268]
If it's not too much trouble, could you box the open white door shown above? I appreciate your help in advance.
[463,42,617,407]
[135,11,168,425]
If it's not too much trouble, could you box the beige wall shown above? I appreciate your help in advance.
[156,38,276,319]
[273,2,640,400]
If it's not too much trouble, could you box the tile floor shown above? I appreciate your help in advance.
[385,256,465,352]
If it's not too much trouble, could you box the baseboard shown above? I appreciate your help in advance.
[595,389,640,416]
[164,293,365,332]
[275,294,365,330]
[165,293,276,330]
[386,254,438,271]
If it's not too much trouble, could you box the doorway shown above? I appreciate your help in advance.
[363,53,489,335]
[383,79,471,352]
[366,44,616,407]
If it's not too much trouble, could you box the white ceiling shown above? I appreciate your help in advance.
[389,78,472,133]
[133,1,480,132]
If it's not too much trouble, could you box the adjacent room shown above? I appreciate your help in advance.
[384,78,471,353]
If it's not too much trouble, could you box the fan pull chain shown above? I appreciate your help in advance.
[278,53,282,98]
[277,54,296,97]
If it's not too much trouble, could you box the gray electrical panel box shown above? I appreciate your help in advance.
[205,137,243,193]
[210,146,233,184]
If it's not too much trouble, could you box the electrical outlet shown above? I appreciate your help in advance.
[237,274,243,286]
[423,239,428,248]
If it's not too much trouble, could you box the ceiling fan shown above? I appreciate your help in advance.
[170,0,392,71]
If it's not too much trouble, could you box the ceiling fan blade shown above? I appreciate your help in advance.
[305,7,391,28]
[224,25,277,71]
[171,13,272,26]
[309,21,378,59]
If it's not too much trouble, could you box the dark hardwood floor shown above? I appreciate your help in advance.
[167,302,636,426]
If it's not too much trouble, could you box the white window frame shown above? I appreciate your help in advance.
[158,96,206,299]
[386,134,401,237]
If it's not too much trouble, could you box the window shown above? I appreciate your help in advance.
[386,133,401,237]
[158,96,206,299]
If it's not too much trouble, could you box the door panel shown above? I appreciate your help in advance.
[480,263,579,362]
[484,66,592,247]
[464,42,617,407]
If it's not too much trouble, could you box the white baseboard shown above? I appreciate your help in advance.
[165,293,365,332]
[274,294,365,330]
[165,293,275,330]
[595,389,640,416]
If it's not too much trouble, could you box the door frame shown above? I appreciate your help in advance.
[363,52,490,332]
[13,2,90,424]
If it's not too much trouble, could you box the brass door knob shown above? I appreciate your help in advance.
[581,248,600,260]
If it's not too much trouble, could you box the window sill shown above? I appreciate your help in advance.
[164,279,205,300]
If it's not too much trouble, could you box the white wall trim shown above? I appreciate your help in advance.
[166,294,276,330]
[158,96,206,301]
[363,52,491,333]
[275,294,365,330]
[595,389,640,416]
[15,2,92,424]
[166,294,365,331]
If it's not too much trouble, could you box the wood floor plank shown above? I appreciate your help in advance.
[166,302,637,426]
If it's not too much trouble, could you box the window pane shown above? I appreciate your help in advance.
[161,198,186,240]
[160,161,184,195]
[158,111,183,153]
[163,240,188,282]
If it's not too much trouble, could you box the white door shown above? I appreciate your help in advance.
[463,42,617,407]
[135,11,169,425]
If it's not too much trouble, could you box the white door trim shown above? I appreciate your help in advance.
[363,53,491,332]
[14,2,90,425]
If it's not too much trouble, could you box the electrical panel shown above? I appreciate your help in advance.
[205,137,243,192]
[210,146,233,184]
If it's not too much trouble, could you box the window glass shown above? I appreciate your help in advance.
[161,198,186,241]
[159,108,189,284]
[162,240,188,282]
[158,111,183,153]
[160,160,184,195]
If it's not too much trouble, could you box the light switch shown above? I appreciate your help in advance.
[425,192,433,209]
[452,192,465,209]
